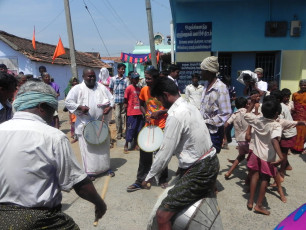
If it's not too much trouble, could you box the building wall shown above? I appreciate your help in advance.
[281,50,306,93]
[170,0,306,95]
[0,41,101,100]
[171,0,306,51]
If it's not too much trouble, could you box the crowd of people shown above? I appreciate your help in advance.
[0,57,305,229]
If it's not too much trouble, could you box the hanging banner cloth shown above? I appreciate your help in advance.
[120,52,160,64]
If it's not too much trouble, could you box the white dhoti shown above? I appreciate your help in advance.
[78,134,110,175]
[65,81,115,176]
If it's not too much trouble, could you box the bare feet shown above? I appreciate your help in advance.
[124,146,128,154]
[224,173,230,180]
[285,165,292,171]
[247,201,253,210]
[227,159,235,164]
[160,182,168,189]
[254,205,270,215]
[70,138,78,144]
[277,189,287,203]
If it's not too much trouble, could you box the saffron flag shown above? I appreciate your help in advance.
[32,26,36,50]
[52,37,66,64]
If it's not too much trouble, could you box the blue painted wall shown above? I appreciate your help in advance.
[170,0,306,52]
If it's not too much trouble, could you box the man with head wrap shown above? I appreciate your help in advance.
[0,80,107,229]
[200,56,232,153]
[65,68,115,180]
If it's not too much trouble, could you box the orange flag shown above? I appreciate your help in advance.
[52,37,66,64]
[32,26,36,50]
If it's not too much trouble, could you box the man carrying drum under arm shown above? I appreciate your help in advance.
[142,77,219,230]
[126,67,169,192]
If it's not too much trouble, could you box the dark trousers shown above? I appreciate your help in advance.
[136,149,168,184]
[210,126,224,154]
[225,123,233,143]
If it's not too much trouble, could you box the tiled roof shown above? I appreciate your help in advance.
[101,56,122,63]
[0,30,111,68]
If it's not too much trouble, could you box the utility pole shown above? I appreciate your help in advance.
[145,0,157,68]
[64,0,78,79]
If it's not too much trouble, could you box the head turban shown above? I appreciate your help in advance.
[13,91,58,112]
[254,68,263,74]
[200,56,219,73]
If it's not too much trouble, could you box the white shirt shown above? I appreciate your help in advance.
[168,75,178,86]
[226,108,249,142]
[280,103,297,138]
[0,112,87,208]
[257,80,268,92]
[65,82,114,135]
[185,84,204,110]
[145,97,215,181]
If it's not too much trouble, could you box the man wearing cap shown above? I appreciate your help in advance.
[254,67,268,92]
[123,72,144,153]
[0,80,107,229]
[65,68,115,180]
[200,56,232,153]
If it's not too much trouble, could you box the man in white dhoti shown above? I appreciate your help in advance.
[65,68,115,180]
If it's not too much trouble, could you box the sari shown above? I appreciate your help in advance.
[292,91,306,151]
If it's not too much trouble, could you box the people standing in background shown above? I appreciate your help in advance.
[254,68,268,92]
[0,72,17,123]
[265,80,278,96]
[109,63,127,140]
[123,72,144,154]
[184,73,203,110]
[200,56,232,153]
[292,79,306,154]
[64,77,79,143]
[167,64,180,86]
[221,75,236,149]
[38,65,47,80]
[42,72,60,129]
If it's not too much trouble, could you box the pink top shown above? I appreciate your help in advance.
[124,85,142,116]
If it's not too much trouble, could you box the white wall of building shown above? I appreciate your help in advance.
[0,41,102,100]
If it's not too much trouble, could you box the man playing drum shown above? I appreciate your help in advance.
[0,80,106,229]
[142,77,220,230]
[65,68,115,180]
[127,67,169,192]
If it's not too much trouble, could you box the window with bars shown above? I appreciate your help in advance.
[255,53,276,82]
[218,53,232,78]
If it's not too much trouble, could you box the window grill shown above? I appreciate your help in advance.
[218,53,232,78]
[255,53,276,82]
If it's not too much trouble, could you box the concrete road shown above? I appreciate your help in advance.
[59,103,306,230]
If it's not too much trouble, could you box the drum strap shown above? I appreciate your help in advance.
[182,146,214,176]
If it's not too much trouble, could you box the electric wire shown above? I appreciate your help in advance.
[82,0,111,57]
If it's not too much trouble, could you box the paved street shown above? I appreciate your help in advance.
[58,103,306,230]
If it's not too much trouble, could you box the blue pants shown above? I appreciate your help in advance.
[210,126,224,153]
[126,115,144,142]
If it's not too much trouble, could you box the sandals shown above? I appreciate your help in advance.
[107,170,115,177]
[127,183,142,192]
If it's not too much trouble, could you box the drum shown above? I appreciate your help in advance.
[137,125,164,152]
[147,179,223,230]
[83,120,109,145]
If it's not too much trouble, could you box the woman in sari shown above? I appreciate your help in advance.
[292,79,306,153]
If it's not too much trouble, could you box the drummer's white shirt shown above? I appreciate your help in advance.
[0,112,87,208]
[65,82,114,135]
[145,97,215,181]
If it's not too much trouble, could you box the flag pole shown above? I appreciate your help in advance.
[63,0,78,79]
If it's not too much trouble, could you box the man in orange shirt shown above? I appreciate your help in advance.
[127,67,168,192]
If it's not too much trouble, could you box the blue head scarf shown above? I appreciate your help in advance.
[13,91,58,112]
